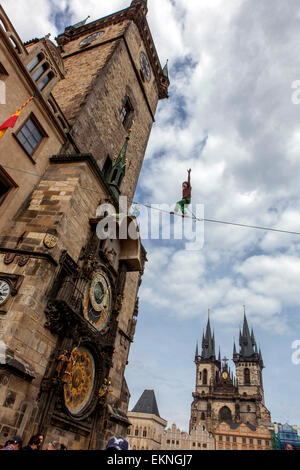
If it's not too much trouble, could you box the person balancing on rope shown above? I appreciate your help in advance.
[171,169,192,217]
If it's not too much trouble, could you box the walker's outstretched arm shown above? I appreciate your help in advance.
[187,168,191,186]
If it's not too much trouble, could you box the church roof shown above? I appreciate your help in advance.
[201,317,216,360]
[132,390,160,417]
[225,421,257,432]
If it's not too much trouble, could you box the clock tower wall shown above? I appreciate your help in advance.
[53,20,160,201]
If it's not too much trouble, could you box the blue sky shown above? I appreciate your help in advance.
[4,0,300,430]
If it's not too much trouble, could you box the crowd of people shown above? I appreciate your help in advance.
[0,434,129,451]
[0,434,67,451]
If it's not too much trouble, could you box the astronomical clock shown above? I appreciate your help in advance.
[63,346,96,418]
[83,271,112,332]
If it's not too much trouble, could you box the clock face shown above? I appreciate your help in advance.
[140,51,151,82]
[79,31,104,47]
[222,371,229,380]
[64,346,95,417]
[0,280,10,306]
[83,272,112,331]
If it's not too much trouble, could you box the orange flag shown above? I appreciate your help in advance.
[0,96,34,140]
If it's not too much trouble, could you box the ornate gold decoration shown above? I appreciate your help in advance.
[63,346,95,416]
[98,378,111,404]
[43,233,58,249]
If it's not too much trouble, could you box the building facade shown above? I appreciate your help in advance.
[214,421,272,451]
[127,390,167,450]
[162,423,215,451]
[277,423,300,450]
[0,0,169,449]
[190,314,271,433]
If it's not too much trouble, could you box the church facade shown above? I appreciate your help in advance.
[189,315,271,434]
[0,0,169,449]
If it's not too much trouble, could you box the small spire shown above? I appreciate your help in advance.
[112,127,132,168]
[72,16,90,29]
[162,59,169,79]
[218,347,221,362]
[195,341,199,358]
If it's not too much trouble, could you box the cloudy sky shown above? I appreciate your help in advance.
[3,0,300,430]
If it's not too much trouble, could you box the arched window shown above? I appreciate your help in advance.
[134,428,139,436]
[244,368,250,384]
[143,428,147,437]
[199,371,202,381]
[219,406,232,422]
[8,35,21,54]
[203,369,208,385]
[38,71,54,90]
[102,155,113,180]
[201,412,205,421]
[27,53,44,73]
[0,17,8,32]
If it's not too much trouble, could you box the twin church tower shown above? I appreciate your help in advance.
[190,314,271,432]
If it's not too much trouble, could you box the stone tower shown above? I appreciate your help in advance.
[0,1,169,450]
[52,0,169,202]
[233,314,269,423]
[190,314,271,433]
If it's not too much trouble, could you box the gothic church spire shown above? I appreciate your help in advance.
[201,316,216,360]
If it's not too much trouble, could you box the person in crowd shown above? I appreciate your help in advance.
[22,434,43,450]
[1,436,23,450]
[46,441,61,450]
[105,436,130,451]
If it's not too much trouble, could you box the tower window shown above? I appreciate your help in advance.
[0,168,16,205]
[244,368,250,384]
[120,96,134,130]
[15,114,46,157]
[0,62,9,79]
[203,369,208,385]
[201,412,205,420]
[102,155,113,180]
